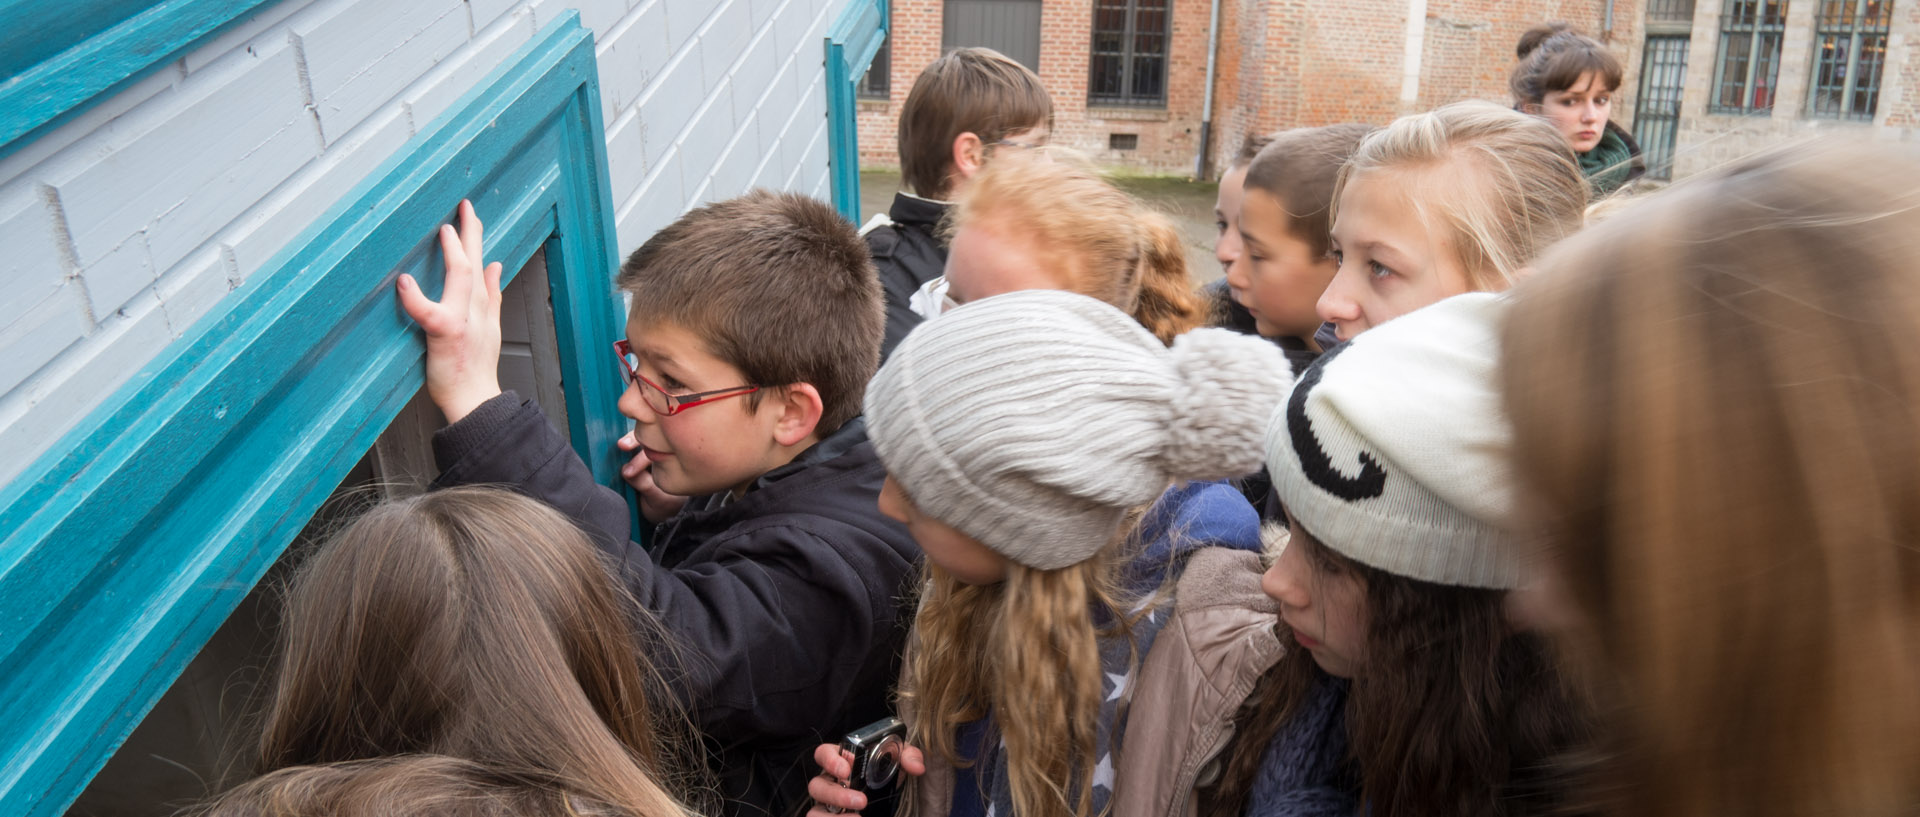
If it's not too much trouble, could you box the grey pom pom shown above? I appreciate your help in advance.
[1160,328,1296,481]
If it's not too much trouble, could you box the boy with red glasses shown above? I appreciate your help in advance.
[398,193,919,817]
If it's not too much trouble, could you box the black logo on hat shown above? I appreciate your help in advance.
[1287,343,1387,501]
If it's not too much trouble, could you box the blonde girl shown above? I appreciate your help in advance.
[1502,141,1920,817]
[192,487,700,817]
[1317,100,1586,343]
[934,148,1208,344]
[809,290,1298,817]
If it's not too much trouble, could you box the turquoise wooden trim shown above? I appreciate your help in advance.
[0,0,288,158]
[825,0,888,221]
[0,12,629,814]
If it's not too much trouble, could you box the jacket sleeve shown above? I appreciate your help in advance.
[432,393,909,741]
[643,520,912,743]
[431,391,640,559]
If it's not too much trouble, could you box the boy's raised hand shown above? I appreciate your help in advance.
[397,200,504,424]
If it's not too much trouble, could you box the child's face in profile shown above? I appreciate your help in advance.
[1319,167,1474,342]
[943,216,1070,307]
[1213,163,1250,275]
[616,315,791,497]
[1233,189,1340,340]
[878,476,1009,584]
[1262,519,1368,678]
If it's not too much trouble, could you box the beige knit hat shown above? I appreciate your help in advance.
[1265,292,1525,588]
[866,290,1294,570]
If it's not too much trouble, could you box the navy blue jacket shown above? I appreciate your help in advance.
[432,393,922,817]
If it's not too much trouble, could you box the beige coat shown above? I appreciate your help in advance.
[903,546,1283,817]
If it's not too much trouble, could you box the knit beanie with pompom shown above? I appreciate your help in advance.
[1264,292,1524,588]
[865,289,1295,570]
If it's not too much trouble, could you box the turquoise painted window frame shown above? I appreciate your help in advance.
[0,12,628,815]
[826,0,889,221]
[0,0,289,157]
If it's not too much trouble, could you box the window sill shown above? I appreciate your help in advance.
[857,99,889,111]
[1086,105,1171,122]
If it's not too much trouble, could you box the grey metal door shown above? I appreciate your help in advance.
[943,0,1043,72]
[1633,34,1690,179]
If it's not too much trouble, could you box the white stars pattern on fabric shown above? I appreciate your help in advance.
[1105,669,1132,702]
[1093,753,1115,791]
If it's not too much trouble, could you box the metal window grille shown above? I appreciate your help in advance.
[1648,0,1699,24]
[1634,35,1692,178]
[1709,0,1788,114]
[1088,0,1169,107]
[1808,0,1892,119]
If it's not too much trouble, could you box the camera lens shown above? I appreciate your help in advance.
[864,735,903,789]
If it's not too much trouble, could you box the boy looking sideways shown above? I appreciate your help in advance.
[868,46,1052,358]
[397,196,921,817]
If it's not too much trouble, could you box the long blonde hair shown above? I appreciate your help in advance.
[1334,100,1587,291]
[902,511,1153,817]
[233,487,700,816]
[1502,140,1920,817]
[949,148,1206,343]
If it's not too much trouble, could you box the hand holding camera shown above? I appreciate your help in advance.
[807,717,923,816]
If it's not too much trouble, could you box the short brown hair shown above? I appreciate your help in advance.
[898,47,1052,199]
[617,191,882,434]
[1242,124,1376,258]
[1231,131,1276,170]
[1510,31,1624,105]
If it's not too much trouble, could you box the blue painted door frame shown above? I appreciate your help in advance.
[826,0,888,221]
[0,13,628,814]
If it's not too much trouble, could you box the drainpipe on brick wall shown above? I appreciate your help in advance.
[1196,0,1223,180]
[1603,0,1615,40]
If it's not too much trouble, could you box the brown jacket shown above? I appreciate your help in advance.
[903,546,1283,817]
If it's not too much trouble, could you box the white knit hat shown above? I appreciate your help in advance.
[866,289,1294,570]
[1264,293,1524,588]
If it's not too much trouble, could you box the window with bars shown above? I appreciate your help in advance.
[1807,0,1892,119]
[1088,0,1170,107]
[1709,0,1788,114]
[1648,0,1699,24]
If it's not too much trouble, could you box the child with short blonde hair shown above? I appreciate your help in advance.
[941,148,1208,344]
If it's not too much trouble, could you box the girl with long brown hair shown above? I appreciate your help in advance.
[191,487,701,816]
[1501,141,1920,817]
[807,290,1298,817]
[1203,294,1593,817]
[922,147,1209,345]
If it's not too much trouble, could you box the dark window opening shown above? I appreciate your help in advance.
[1110,133,1139,150]
[1088,0,1169,107]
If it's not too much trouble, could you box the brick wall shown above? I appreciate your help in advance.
[861,0,1644,179]
[0,0,853,486]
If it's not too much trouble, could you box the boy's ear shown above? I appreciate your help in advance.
[951,132,988,183]
[769,383,825,447]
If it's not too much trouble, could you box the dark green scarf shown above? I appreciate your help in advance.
[1580,125,1636,197]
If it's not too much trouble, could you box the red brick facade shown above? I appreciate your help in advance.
[858,0,1644,178]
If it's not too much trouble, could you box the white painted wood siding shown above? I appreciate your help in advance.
[0,0,850,486]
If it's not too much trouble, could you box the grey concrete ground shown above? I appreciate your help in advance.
[858,170,1225,285]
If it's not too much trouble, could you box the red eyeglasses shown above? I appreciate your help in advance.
[613,340,761,416]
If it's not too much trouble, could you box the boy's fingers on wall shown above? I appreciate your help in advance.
[436,223,471,316]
